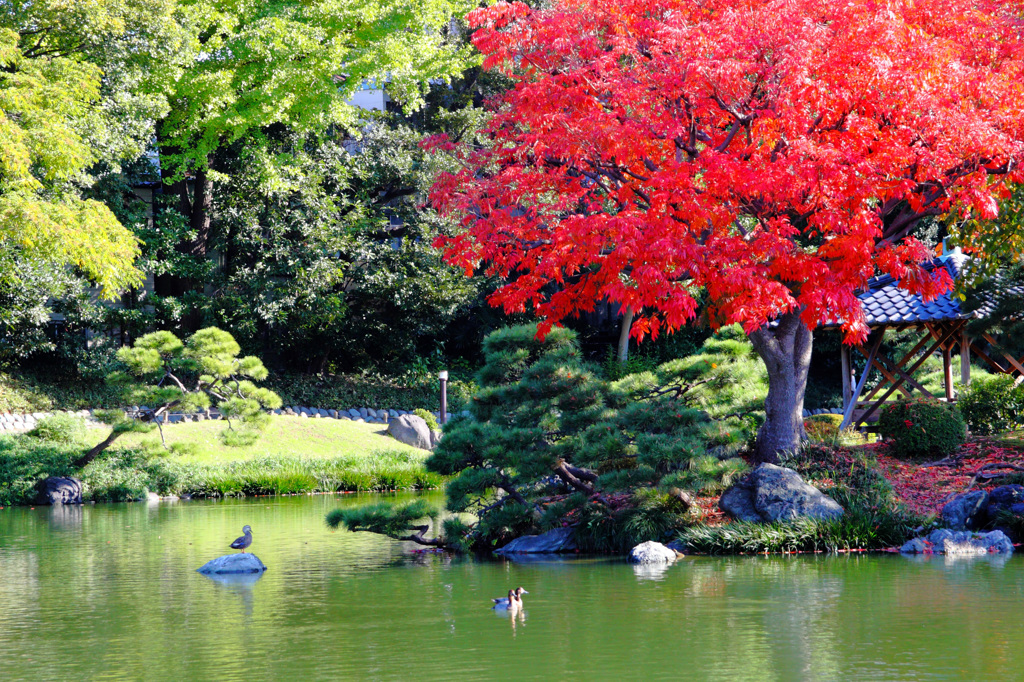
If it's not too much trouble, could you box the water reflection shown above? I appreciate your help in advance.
[631,560,672,581]
[0,496,1022,681]
[46,504,83,531]
[200,571,265,617]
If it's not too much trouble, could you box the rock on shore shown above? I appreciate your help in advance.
[494,527,576,554]
[719,463,843,523]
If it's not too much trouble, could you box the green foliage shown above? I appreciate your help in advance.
[957,376,1024,435]
[414,409,440,432]
[111,327,281,449]
[877,399,966,459]
[0,431,441,506]
[326,499,437,534]
[408,324,768,551]
[803,413,844,444]
[270,372,475,413]
[27,414,87,445]
[677,508,917,554]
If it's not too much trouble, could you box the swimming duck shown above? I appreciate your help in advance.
[230,525,253,553]
[492,586,528,609]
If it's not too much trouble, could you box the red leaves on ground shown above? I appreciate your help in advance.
[873,438,1024,516]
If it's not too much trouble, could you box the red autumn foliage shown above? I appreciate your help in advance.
[431,0,1024,344]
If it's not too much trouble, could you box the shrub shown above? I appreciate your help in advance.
[27,413,88,445]
[677,507,916,554]
[877,399,966,459]
[804,414,843,444]
[413,408,440,432]
[957,376,1024,435]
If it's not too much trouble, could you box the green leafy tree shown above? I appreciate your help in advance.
[77,327,281,466]
[152,0,478,307]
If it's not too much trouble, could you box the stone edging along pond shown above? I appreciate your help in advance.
[0,405,468,434]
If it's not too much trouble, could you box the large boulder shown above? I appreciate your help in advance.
[941,489,989,530]
[719,464,843,523]
[197,554,268,574]
[35,477,83,505]
[628,541,678,564]
[386,414,432,450]
[494,527,576,554]
[719,481,762,522]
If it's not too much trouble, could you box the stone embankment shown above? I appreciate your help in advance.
[0,406,467,434]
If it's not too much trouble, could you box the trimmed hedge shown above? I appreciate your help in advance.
[877,399,966,459]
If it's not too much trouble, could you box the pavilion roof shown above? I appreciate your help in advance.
[822,251,972,329]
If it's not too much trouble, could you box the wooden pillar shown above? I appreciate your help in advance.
[942,339,954,402]
[841,329,884,430]
[841,344,853,411]
[960,326,971,388]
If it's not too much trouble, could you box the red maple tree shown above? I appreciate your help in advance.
[430,0,1024,461]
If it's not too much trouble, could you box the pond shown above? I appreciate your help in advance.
[0,494,1022,680]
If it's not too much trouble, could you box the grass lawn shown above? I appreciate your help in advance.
[113,415,424,463]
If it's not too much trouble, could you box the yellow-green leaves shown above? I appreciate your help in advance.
[0,26,142,298]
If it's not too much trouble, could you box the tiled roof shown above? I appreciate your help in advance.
[824,252,971,328]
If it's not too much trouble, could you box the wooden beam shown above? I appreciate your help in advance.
[841,330,884,430]
[858,325,960,424]
[961,326,971,387]
[860,332,933,403]
[942,342,954,401]
[841,344,853,411]
[875,355,934,397]
[983,333,1024,376]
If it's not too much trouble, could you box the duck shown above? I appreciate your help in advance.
[230,525,253,553]
[492,586,528,609]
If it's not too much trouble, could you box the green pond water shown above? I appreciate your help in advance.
[1,494,1023,681]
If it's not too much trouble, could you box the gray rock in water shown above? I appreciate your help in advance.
[387,414,433,450]
[495,527,577,554]
[197,554,268,575]
[628,541,677,564]
[900,528,1015,554]
[942,490,989,530]
[899,538,931,554]
[719,464,843,523]
[36,477,83,505]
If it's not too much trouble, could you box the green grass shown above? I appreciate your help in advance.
[0,416,441,505]
[113,415,424,463]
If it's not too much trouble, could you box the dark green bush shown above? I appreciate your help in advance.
[877,399,966,459]
[957,376,1024,435]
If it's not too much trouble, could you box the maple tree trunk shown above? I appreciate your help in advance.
[747,311,812,464]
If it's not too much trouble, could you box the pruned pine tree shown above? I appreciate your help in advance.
[76,327,281,467]
[329,324,766,552]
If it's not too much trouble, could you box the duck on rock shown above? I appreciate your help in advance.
[230,525,253,553]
